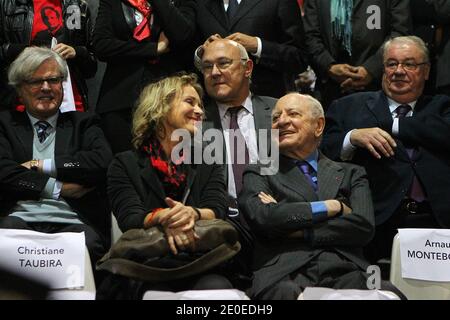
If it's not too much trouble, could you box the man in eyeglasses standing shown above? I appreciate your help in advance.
[0,47,113,274]
[195,38,276,289]
[321,36,450,265]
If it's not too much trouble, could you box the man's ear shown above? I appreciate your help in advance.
[244,59,253,78]
[315,117,325,138]
[424,63,430,81]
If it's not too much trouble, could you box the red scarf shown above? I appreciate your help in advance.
[127,0,152,41]
[142,139,186,199]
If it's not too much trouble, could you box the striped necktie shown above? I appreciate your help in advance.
[297,161,318,192]
[35,121,51,143]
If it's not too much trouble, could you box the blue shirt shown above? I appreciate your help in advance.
[294,150,328,223]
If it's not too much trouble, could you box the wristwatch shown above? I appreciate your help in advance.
[30,159,39,171]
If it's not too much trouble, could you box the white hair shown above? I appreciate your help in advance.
[8,47,68,88]
[383,36,430,63]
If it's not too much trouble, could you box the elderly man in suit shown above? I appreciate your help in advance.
[321,36,450,264]
[238,92,388,300]
[195,38,276,287]
[0,47,113,267]
[195,0,307,98]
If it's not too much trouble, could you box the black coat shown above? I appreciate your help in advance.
[93,0,196,115]
[411,0,450,90]
[107,150,227,232]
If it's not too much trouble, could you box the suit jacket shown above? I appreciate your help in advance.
[195,0,307,98]
[321,90,450,227]
[0,110,113,240]
[93,0,196,114]
[201,94,276,256]
[304,0,411,87]
[107,150,227,232]
[238,154,374,297]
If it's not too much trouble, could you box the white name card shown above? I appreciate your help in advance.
[399,228,450,282]
[0,229,85,289]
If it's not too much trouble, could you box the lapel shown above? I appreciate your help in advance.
[317,153,344,201]
[138,156,166,204]
[180,164,197,204]
[121,0,136,33]
[407,96,429,162]
[205,0,228,30]
[229,0,262,29]
[252,95,272,149]
[365,91,392,126]
[54,112,72,157]
[365,91,410,161]
[277,156,318,201]
[203,99,223,132]
[352,0,363,12]
[138,156,196,205]
[12,111,34,160]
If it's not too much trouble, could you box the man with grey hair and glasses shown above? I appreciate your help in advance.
[0,47,113,273]
[194,38,276,288]
[321,36,450,265]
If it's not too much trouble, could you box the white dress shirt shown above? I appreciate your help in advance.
[217,94,258,198]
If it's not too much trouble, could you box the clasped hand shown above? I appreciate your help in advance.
[159,197,200,255]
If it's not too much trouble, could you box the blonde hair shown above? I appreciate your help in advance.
[132,73,203,150]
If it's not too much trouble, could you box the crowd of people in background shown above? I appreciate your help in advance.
[0,0,449,300]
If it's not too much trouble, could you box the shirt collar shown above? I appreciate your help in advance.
[27,112,59,129]
[217,93,253,120]
[387,97,417,115]
[290,149,319,172]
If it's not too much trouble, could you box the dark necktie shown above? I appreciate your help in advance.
[395,105,425,202]
[35,121,51,143]
[298,161,318,192]
[228,106,249,196]
[227,0,239,20]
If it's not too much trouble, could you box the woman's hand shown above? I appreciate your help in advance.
[158,197,198,231]
[164,226,199,255]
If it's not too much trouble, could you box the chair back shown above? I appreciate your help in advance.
[390,233,450,300]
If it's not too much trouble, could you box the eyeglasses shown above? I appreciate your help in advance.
[24,76,64,89]
[384,60,429,71]
[200,58,247,73]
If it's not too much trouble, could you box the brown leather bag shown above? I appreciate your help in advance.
[96,219,241,283]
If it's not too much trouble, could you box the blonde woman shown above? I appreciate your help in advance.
[99,74,232,298]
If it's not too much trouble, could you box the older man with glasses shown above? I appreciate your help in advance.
[0,47,113,278]
[194,38,276,290]
[321,36,450,266]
